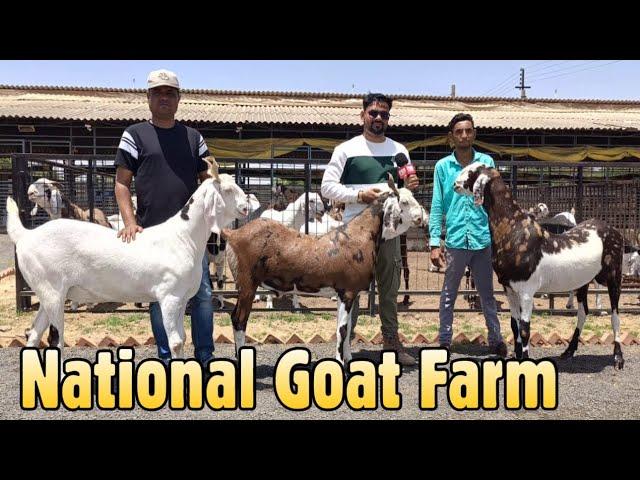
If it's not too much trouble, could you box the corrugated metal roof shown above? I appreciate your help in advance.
[1,85,639,131]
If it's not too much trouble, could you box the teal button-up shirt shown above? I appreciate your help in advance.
[428,149,495,250]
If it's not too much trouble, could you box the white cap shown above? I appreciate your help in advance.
[147,69,180,90]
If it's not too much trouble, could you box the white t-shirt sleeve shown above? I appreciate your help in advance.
[321,146,359,203]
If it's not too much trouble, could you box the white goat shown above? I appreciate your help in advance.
[28,177,113,314]
[299,212,344,236]
[260,192,325,231]
[257,192,325,309]
[8,158,249,358]
[28,178,111,228]
[223,177,429,365]
[455,162,625,369]
[208,193,261,306]
[107,196,138,230]
[629,251,640,277]
[528,202,550,220]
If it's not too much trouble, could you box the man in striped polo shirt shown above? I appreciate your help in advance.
[114,69,215,366]
[322,93,419,366]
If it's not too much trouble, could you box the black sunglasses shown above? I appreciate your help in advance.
[367,110,390,120]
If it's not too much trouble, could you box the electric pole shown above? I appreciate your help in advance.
[515,68,530,99]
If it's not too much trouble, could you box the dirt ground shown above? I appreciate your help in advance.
[2,250,640,346]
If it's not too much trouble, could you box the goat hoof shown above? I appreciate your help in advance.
[560,349,575,360]
[402,296,410,306]
[614,356,624,370]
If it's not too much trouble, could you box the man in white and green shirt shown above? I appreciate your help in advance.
[322,93,419,366]
[429,113,507,357]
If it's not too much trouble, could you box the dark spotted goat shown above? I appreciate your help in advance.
[222,176,428,364]
[454,162,624,369]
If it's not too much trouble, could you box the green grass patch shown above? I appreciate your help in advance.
[94,314,145,331]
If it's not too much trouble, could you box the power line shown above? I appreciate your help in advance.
[483,72,518,96]
[526,60,570,75]
[532,60,623,82]
[493,80,521,97]
[487,62,570,96]
[528,60,601,81]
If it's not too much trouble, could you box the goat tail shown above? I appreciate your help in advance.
[6,197,27,244]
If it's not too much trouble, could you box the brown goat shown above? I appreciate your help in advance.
[223,179,428,364]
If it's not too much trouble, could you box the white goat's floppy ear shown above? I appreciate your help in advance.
[204,186,225,235]
[247,194,260,212]
[50,188,61,216]
[381,198,401,240]
[472,173,490,206]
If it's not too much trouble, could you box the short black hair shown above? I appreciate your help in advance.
[363,93,393,110]
[448,113,475,132]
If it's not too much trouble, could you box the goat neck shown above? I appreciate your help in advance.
[165,181,218,260]
[482,174,539,245]
[344,199,385,250]
[59,197,80,219]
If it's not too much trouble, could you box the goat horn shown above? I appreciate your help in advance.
[387,173,399,196]
[203,156,220,181]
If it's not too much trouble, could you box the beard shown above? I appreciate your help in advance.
[367,121,386,136]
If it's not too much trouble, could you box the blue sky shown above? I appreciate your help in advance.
[0,60,636,100]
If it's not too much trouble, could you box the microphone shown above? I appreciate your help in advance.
[395,153,416,180]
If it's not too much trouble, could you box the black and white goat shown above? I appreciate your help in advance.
[8,158,250,357]
[28,178,112,228]
[455,162,625,369]
[530,206,606,311]
[222,176,429,364]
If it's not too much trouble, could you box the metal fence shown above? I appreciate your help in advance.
[10,153,640,314]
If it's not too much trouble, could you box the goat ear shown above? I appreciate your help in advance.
[386,173,400,196]
[382,201,401,240]
[377,191,391,204]
[472,173,490,206]
[203,156,220,181]
[205,186,225,235]
[248,194,260,212]
[50,188,61,216]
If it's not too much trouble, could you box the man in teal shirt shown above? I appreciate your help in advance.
[429,113,507,357]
